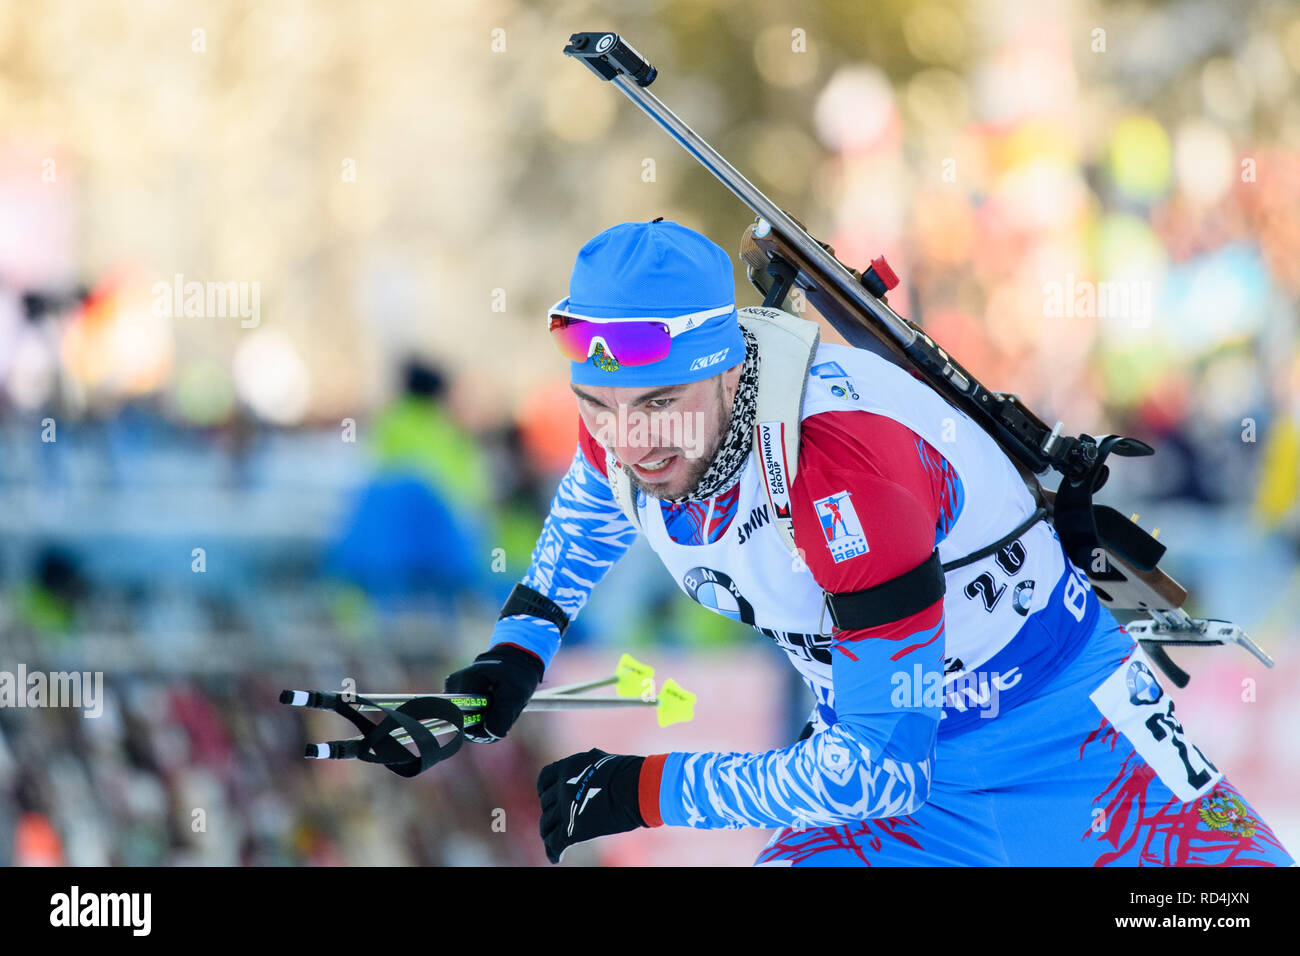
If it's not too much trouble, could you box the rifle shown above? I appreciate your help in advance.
[562,31,1272,687]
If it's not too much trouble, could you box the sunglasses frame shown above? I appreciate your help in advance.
[547,300,735,365]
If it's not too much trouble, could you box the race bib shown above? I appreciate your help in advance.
[1089,645,1222,802]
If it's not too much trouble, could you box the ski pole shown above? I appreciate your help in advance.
[281,654,693,774]
[307,680,697,754]
[369,681,696,751]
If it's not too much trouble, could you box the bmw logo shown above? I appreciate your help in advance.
[1125,660,1163,706]
[681,567,755,625]
[597,34,615,52]
[1012,579,1035,616]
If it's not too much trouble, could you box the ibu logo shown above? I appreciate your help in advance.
[814,490,869,563]
[812,360,860,401]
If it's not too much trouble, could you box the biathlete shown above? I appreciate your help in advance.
[445,219,1294,867]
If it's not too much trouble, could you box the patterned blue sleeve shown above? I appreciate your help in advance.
[656,612,943,829]
[654,408,950,830]
[490,447,639,669]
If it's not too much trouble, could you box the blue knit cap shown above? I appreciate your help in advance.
[555,220,745,387]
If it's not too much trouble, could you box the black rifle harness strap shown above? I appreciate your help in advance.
[1051,434,1164,574]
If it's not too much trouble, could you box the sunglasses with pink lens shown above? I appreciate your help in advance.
[547,301,734,367]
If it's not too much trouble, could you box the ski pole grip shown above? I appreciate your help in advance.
[280,689,339,710]
[305,740,364,760]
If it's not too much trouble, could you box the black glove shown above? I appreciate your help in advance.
[444,643,543,743]
[537,749,646,864]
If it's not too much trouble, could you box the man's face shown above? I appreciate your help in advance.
[571,362,744,500]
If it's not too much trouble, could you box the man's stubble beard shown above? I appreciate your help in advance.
[624,432,720,501]
[625,377,733,502]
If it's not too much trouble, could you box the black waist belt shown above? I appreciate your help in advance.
[823,506,1048,631]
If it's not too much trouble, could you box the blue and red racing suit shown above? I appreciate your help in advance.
[495,343,1294,866]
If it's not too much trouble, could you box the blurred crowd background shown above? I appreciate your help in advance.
[1,0,1298,866]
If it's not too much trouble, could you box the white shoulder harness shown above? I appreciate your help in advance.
[606,306,820,553]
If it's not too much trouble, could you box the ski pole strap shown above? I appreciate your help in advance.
[290,691,467,777]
